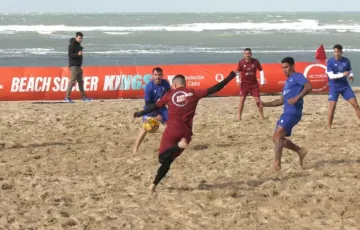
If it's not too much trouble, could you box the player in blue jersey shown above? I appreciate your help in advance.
[259,57,312,171]
[133,67,171,153]
[326,44,360,129]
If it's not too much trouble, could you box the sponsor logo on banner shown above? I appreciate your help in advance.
[10,76,100,93]
[103,74,152,91]
[10,74,154,93]
[215,73,224,82]
[303,64,328,92]
[167,75,204,86]
[0,63,329,101]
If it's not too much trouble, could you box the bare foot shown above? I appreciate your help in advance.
[149,184,156,194]
[260,116,265,121]
[298,148,308,168]
[178,138,188,149]
[132,148,139,154]
[273,161,281,171]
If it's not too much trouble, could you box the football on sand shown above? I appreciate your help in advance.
[143,117,160,133]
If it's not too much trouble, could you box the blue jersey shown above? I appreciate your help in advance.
[326,57,352,88]
[282,72,308,116]
[144,79,170,115]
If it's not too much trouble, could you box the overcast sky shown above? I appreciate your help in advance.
[0,0,359,13]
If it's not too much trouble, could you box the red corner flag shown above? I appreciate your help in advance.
[315,44,327,64]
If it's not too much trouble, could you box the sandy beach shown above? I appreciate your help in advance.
[1,92,360,230]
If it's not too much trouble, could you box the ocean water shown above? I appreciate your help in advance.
[0,12,360,85]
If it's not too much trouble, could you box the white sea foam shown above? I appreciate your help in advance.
[103,32,132,35]
[1,47,359,56]
[0,19,359,34]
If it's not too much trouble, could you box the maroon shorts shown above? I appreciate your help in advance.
[240,84,260,98]
[158,124,192,160]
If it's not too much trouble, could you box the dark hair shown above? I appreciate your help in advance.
[76,32,83,37]
[333,44,343,51]
[281,57,295,66]
[173,74,186,84]
[244,48,252,52]
[152,67,163,74]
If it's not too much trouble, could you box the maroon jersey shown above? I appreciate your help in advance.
[237,58,263,88]
[156,87,208,131]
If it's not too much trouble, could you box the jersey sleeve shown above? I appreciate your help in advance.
[155,91,170,108]
[194,89,208,100]
[347,59,352,71]
[164,80,171,92]
[144,84,153,102]
[256,60,263,71]
[294,74,308,86]
[237,60,243,71]
[326,59,333,73]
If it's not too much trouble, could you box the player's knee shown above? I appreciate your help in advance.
[272,135,282,143]
[329,104,336,111]
[352,101,360,109]
[158,154,172,164]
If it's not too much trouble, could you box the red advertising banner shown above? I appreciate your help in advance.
[0,62,328,101]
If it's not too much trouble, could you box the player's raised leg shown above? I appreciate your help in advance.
[133,113,166,153]
[273,125,307,171]
[149,137,188,193]
[282,139,307,168]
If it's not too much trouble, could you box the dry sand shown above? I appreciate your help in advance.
[1,92,360,230]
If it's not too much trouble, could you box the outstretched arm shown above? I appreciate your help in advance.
[134,92,169,118]
[207,71,237,96]
[262,96,284,107]
[133,104,160,118]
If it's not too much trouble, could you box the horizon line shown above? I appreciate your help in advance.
[1,11,360,14]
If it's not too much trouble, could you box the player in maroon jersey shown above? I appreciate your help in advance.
[237,48,266,120]
[133,70,237,193]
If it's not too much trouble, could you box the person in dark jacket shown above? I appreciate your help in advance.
[65,32,91,102]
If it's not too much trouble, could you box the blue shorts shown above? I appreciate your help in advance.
[142,109,168,124]
[275,114,301,137]
[328,85,356,102]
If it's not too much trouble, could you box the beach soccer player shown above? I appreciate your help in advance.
[133,70,238,193]
[326,44,360,129]
[237,48,266,120]
[259,57,312,171]
[133,67,170,153]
